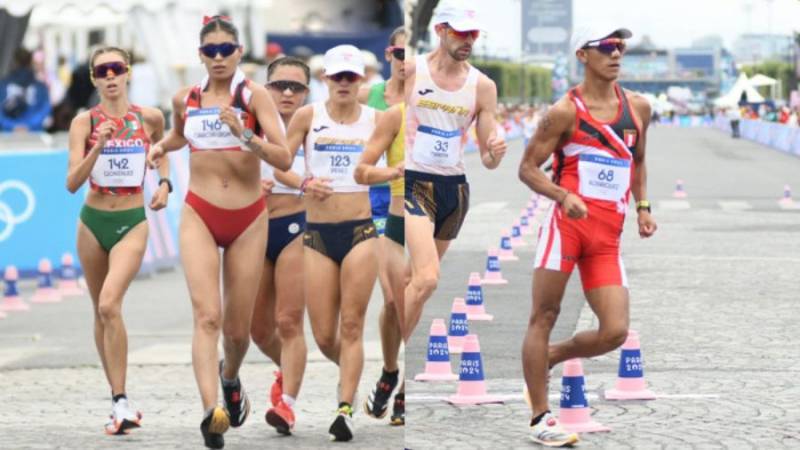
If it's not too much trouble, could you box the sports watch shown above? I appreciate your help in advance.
[240,128,255,145]
[636,200,651,213]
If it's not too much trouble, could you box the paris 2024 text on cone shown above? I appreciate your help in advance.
[415,318,458,381]
[558,358,610,433]
[447,334,503,405]
[465,272,492,321]
[604,330,657,400]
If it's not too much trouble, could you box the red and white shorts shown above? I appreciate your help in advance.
[534,204,628,291]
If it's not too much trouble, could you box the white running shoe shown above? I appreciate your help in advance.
[105,398,142,435]
[529,412,579,447]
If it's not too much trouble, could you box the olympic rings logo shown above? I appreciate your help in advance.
[0,180,36,243]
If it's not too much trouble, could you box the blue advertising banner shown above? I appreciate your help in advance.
[0,150,85,275]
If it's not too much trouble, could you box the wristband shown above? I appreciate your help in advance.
[559,190,571,204]
[299,176,314,195]
[158,178,173,193]
[636,200,651,213]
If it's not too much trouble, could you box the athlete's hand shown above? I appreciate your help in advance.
[219,106,244,138]
[562,192,588,219]
[391,162,405,180]
[92,121,117,151]
[487,132,507,163]
[306,177,334,200]
[147,143,166,169]
[149,183,169,211]
[261,179,275,197]
[637,211,657,238]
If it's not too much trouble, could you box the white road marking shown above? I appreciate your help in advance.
[717,201,752,211]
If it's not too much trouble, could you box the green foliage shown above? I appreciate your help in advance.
[471,60,552,103]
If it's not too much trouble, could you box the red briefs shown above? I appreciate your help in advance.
[534,204,627,292]
[185,191,266,248]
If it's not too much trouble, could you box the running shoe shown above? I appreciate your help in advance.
[364,371,398,419]
[104,398,142,435]
[219,360,251,427]
[265,400,295,436]
[389,393,404,426]
[270,370,283,407]
[328,404,355,442]
[200,406,230,449]
[528,412,579,447]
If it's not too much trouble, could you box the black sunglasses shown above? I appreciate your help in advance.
[387,46,405,61]
[327,72,361,83]
[199,42,240,58]
[267,80,309,94]
[92,62,129,79]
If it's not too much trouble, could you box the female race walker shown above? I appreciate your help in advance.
[66,46,170,435]
[147,15,290,449]
[285,44,380,442]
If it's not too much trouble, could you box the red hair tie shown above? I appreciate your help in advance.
[202,15,232,25]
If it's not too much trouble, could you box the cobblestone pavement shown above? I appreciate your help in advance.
[405,128,800,449]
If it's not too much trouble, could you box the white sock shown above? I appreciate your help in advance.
[281,394,295,407]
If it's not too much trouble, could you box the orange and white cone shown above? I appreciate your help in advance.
[604,330,656,400]
[482,248,508,285]
[414,319,458,381]
[447,334,503,405]
[30,259,62,303]
[672,179,688,198]
[447,298,469,354]
[558,359,610,433]
[2,266,29,312]
[465,272,492,321]
[58,253,84,297]
[498,228,518,261]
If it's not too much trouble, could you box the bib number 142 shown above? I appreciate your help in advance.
[108,158,129,170]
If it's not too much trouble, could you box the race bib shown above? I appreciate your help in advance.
[577,154,631,202]
[184,107,244,150]
[412,125,460,167]
[91,144,146,187]
[311,141,362,188]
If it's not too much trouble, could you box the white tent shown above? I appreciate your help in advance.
[714,72,765,107]
[749,74,778,87]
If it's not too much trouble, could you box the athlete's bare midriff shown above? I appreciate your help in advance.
[304,192,371,223]
[188,152,262,208]
[267,193,304,218]
[84,190,144,211]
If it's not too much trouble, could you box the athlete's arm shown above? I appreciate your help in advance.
[474,75,506,169]
[66,111,113,193]
[629,93,657,238]
[147,88,190,168]
[518,98,587,218]
[274,105,313,190]
[355,105,402,185]
[144,107,170,210]
[239,84,292,170]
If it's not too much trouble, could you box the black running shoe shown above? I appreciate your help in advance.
[390,393,405,426]
[329,403,355,442]
[200,406,230,449]
[219,360,251,427]
[364,370,398,419]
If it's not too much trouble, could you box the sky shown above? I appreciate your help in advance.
[454,0,800,59]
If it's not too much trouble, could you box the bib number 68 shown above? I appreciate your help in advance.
[598,169,614,182]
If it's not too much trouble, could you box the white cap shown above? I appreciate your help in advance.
[432,0,482,32]
[570,26,632,54]
[323,44,365,77]
[361,50,382,71]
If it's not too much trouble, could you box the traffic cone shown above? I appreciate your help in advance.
[672,179,687,198]
[558,359,610,433]
[2,266,29,312]
[447,298,469,354]
[465,272,492,321]
[604,330,656,400]
[58,253,84,297]
[520,212,534,235]
[779,184,793,206]
[414,319,458,381]
[482,248,508,285]
[510,219,526,247]
[30,259,62,303]
[498,229,518,261]
[447,334,503,405]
